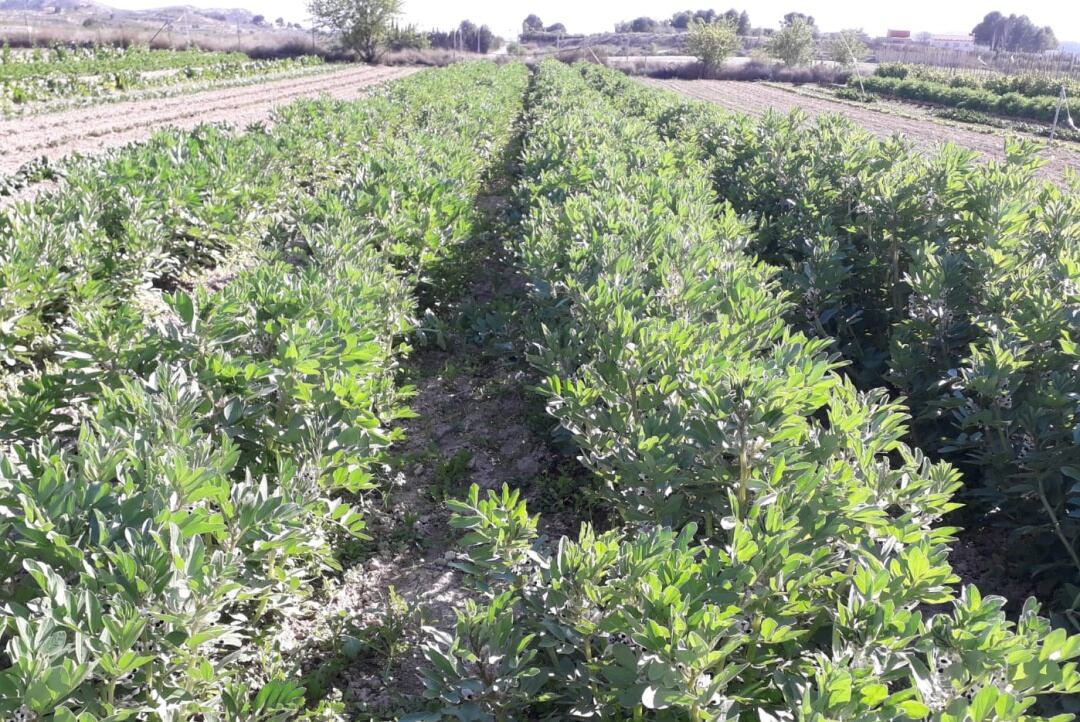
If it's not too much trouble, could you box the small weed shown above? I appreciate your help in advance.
[385,510,426,551]
[429,449,474,501]
[342,586,427,679]
[535,471,599,517]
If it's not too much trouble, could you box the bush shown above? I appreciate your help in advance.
[685,17,739,72]
[766,17,815,67]
[825,29,869,67]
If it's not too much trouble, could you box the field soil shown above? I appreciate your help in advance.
[645,78,1080,185]
[0,64,415,177]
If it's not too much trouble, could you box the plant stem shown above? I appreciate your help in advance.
[1037,476,1080,580]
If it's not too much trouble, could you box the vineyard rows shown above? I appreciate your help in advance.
[1,59,1080,721]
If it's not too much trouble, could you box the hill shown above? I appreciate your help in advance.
[0,0,309,51]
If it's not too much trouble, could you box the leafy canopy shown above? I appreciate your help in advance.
[768,16,816,66]
[307,0,403,62]
[687,17,740,71]
[972,11,1057,52]
[826,29,869,67]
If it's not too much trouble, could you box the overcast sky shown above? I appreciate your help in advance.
[104,0,1080,42]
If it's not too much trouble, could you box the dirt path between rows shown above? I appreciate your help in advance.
[0,64,416,177]
[277,131,588,716]
[644,78,1080,185]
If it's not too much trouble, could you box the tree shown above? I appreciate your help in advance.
[252,14,265,25]
[826,29,868,67]
[768,16,815,66]
[546,23,567,33]
[782,12,814,27]
[387,21,429,50]
[629,17,660,33]
[671,10,693,29]
[275,17,285,27]
[972,12,1057,52]
[522,14,544,33]
[308,0,403,62]
[971,11,1004,46]
[672,8,749,34]
[429,20,502,53]
[720,9,750,35]
[686,17,739,72]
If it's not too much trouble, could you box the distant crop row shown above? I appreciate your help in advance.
[0,61,527,720]
[409,60,1080,722]
[0,44,248,82]
[0,51,323,108]
[860,74,1067,125]
[876,63,1079,102]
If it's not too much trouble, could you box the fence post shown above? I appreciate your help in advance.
[1050,85,1065,142]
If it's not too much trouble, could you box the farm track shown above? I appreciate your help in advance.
[644,78,1080,185]
[0,64,416,177]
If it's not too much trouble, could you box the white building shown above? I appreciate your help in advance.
[923,33,976,51]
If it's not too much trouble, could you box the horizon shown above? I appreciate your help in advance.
[96,0,1080,44]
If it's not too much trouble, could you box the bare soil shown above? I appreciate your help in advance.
[278,154,588,716]
[0,64,416,177]
[644,78,1080,185]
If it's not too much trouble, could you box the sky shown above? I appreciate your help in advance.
[103,0,1080,42]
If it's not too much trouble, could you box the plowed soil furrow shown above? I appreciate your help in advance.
[644,78,1080,185]
[0,65,417,176]
[0,65,399,140]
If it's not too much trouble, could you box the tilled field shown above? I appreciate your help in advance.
[645,77,1080,184]
[0,64,415,177]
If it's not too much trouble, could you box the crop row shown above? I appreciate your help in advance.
[0,62,394,422]
[0,55,323,108]
[409,60,1080,722]
[0,45,248,82]
[858,74,1066,125]
[0,61,528,720]
[876,63,1079,103]
[579,62,1080,623]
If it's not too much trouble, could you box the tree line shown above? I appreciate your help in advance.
[304,0,1063,66]
[612,8,752,35]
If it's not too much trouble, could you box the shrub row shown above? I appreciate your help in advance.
[409,60,1080,722]
[578,62,1080,626]
[0,62,528,720]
